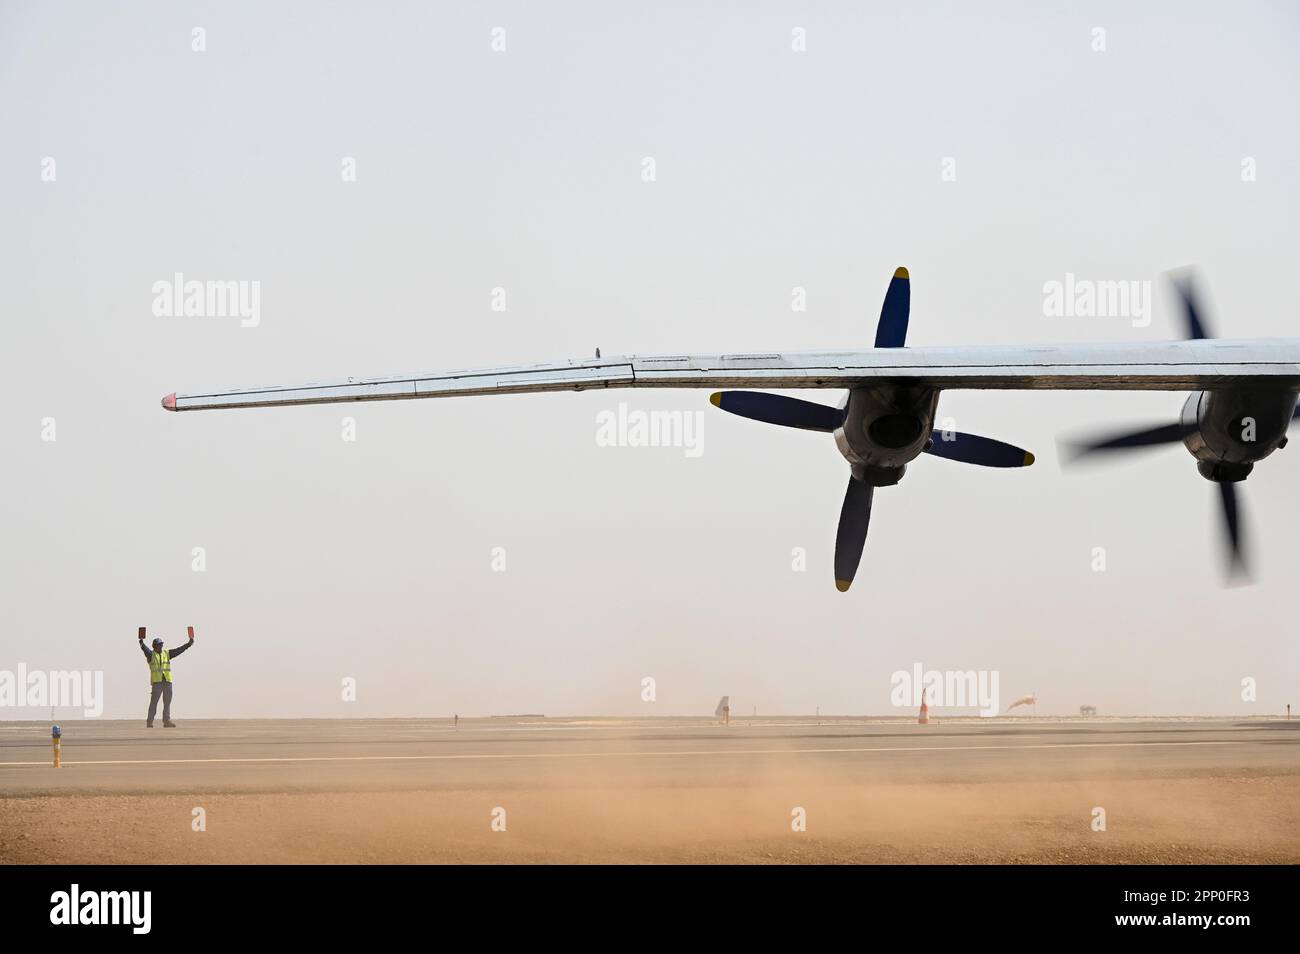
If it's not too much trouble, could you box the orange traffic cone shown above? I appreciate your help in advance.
[918,693,930,725]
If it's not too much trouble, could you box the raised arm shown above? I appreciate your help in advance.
[169,626,196,657]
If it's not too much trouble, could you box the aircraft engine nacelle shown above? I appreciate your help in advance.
[834,385,940,485]
[1180,389,1297,482]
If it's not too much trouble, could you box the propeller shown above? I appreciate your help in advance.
[1171,272,1213,340]
[1060,421,1198,462]
[874,267,911,348]
[834,478,874,592]
[709,391,842,432]
[925,431,1036,467]
[1218,481,1247,580]
[707,267,1033,592]
[1061,271,1250,580]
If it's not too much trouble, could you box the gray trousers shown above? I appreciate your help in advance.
[147,681,173,723]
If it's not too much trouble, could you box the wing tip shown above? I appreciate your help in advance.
[161,393,177,412]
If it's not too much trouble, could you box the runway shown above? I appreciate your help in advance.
[2,718,1297,863]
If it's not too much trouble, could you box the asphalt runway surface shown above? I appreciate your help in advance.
[2,718,1297,863]
[1,716,1295,794]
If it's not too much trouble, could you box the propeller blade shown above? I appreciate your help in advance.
[1171,272,1213,340]
[834,477,874,592]
[709,391,843,432]
[1061,421,1196,462]
[1217,481,1250,582]
[924,430,1035,467]
[873,266,910,348]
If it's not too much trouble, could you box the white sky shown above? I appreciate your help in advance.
[1,1,1298,718]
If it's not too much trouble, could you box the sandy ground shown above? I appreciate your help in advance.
[3,775,1297,864]
[3,718,1297,863]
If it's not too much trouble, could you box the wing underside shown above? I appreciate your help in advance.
[164,340,1300,411]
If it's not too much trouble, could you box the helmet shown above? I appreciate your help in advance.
[152,638,164,650]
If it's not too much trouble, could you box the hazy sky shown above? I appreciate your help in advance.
[2,1,1298,719]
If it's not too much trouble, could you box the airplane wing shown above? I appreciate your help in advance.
[162,338,1300,411]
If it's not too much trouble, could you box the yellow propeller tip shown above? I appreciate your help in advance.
[709,392,723,407]
[1024,451,1036,466]
[894,266,909,280]
[835,579,852,592]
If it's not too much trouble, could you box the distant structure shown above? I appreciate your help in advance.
[714,695,730,725]
[1080,705,1097,717]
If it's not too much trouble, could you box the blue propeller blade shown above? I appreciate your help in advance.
[873,266,910,348]
[1061,421,1197,462]
[1218,480,1248,581]
[834,477,874,592]
[924,430,1036,467]
[1172,273,1213,340]
[710,391,844,432]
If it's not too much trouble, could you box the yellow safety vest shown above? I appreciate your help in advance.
[149,649,172,684]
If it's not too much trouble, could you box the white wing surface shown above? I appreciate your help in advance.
[163,339,1300,411]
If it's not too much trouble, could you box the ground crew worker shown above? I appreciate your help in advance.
[137,626,195,727]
